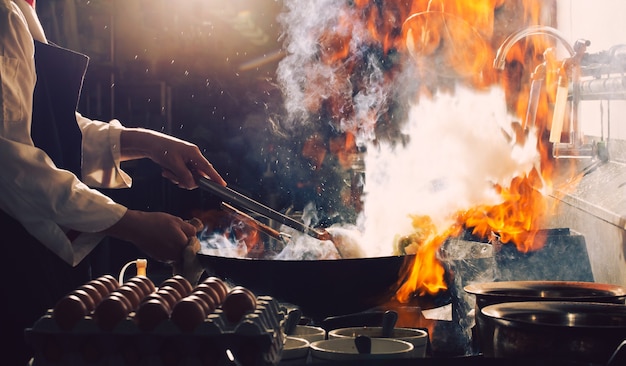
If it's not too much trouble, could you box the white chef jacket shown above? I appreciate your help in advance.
[0,1,131,266]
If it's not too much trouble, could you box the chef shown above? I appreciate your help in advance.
[0,0,227,364]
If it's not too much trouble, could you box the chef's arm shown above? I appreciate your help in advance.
[78,111,225,190]
[79,113,222,190]
[118,127,226,189]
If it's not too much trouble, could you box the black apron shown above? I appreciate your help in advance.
[0,41,92,366]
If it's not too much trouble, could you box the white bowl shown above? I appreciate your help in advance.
[309,338,414,361]
[289,325,327,343]
[328,326,428,358]
[279,336,310,365]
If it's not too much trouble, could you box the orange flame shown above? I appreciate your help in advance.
[463,168,549,252]
[298,0,563,300]
[395,215,463,302]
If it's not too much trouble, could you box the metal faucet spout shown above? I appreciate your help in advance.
[494,25,595,159]
[493,25,575,70]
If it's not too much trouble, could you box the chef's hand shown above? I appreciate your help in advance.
[120,128,226,189]
[104,209,198,263]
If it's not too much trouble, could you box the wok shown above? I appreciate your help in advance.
[197,253,414,321]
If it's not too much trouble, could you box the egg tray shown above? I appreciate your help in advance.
[25,295,287,366]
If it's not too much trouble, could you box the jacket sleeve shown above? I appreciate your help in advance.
[77,112,133,189]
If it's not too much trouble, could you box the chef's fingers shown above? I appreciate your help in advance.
[188,158,226,187]
[162,167,197,190]
[180,219,198,239]
[186,217,204,233]
[162,161,225,190]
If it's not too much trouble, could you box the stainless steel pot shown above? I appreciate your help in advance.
[481,301,626,364]
[464,280,626,356]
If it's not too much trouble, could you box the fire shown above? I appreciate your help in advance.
[395,215,463,301]
[284,0,564,298]
[463,169,549,252]
[398,0,557,296]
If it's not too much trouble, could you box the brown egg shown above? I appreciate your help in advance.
[70,289,96,313]
[97,275,120,292]
[191,290,216,314]
[202,277,228,301]
[158,285,183,301]
[126,276,155,297]
[221,289,257,324]
[93,294,130,331]
[172,275,194,294]
[194,283,222,307]
[187,294,211,315]
[140,292,169,309]
[79,284,103,307]
[159,280,187,298]
[53,294,88,331]
[155,288,180,311]
[122,281,148,303]
[229,286,257,306]
[160,276,192,297]
[171,296,207,333]
[87,279,110,298]
[135,298,170,332]
[107,290,133,312]
[140,291,159,303]
[111,286,141,310]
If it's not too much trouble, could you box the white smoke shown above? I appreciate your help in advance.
[199,232,249,258]
[276,0,350,124]
[276,0,389,146]
[357,86,540,257]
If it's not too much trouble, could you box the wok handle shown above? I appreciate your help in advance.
[197,176,330,241]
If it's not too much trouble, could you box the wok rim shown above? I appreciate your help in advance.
[197,252,411,263]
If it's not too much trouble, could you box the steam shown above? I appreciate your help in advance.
[199,232,249,258]
[276,0,389,146]
[347,53,387,144]
[276,0,350,124]
[358,86,540,257]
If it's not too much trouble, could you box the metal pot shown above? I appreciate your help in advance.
[464,281,626,356]
[198,253,413,321]
[481,301,626,364]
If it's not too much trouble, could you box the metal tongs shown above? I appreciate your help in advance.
[220,202,292,245]
[197,176,331,241]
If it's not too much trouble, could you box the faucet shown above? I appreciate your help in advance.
[494,25,594,159]
[494,25,576,71]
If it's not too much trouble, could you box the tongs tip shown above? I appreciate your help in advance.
[312,228,332,242]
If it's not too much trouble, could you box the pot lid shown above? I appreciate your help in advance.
[464,280,626,300]
[481,301,626,329]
